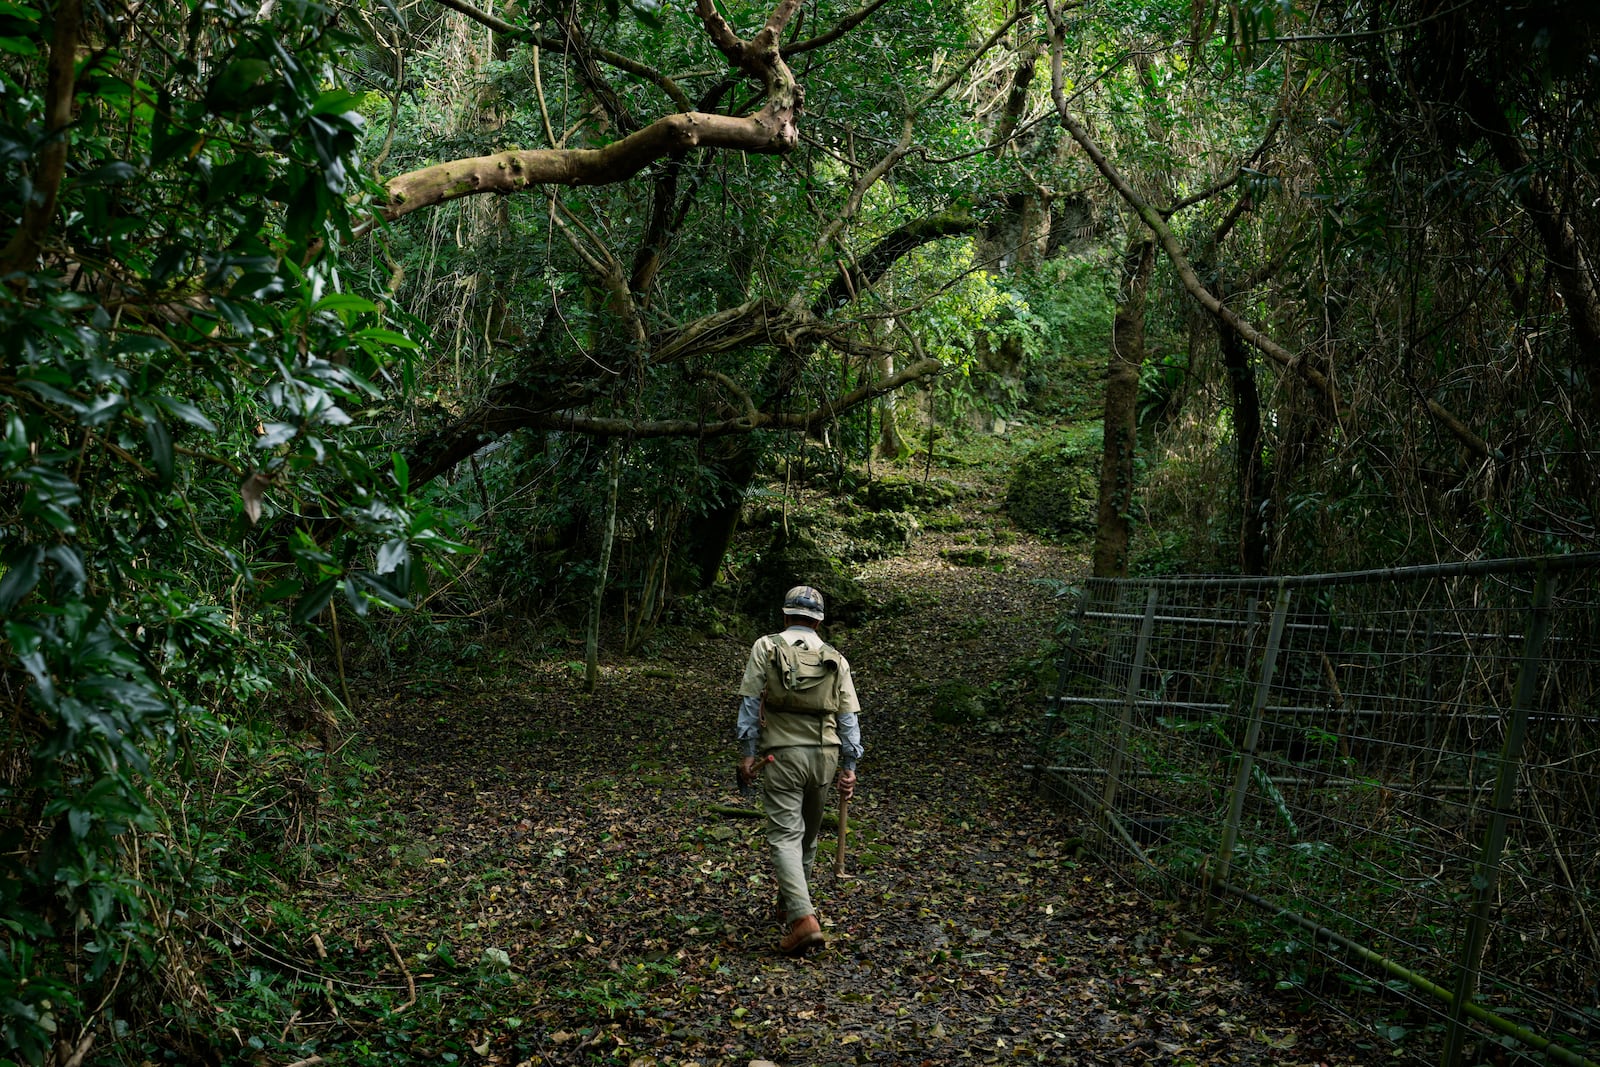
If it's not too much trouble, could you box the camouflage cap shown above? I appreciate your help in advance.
[782,585,825,621]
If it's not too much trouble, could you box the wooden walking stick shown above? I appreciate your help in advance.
[833,786,850,878]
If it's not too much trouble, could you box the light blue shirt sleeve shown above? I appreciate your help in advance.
[736,694,762,756]
[736,696,863,768]
[837,711,863,770]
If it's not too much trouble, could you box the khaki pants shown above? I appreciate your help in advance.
[761,744,838,923]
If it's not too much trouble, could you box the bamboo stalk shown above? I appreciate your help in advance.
[1209,584,1290,924]
[1213,878,1597,1067]
[1443,571,1554,1067]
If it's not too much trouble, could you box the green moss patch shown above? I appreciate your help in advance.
[1004,425,1102,538]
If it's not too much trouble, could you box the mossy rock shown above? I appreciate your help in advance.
[1005,425,1102,537]
[843,510,919,554]
[741,501,917,569]
[941,547,1004,568]
[921,512,968,532]
[856,475,958,513]
[739,530,869,626]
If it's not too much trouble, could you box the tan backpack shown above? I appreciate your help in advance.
[763,635,845,716]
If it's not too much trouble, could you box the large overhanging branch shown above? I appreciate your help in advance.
[401,350,941,491]
[814,207,980,315]
[535,356,942,438]
[645,198,981,363]
[1043,14,1495,462]
[375,112,791,230]
[373,0,804,230]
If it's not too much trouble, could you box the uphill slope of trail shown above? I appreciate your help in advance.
[346,471,1368,1066]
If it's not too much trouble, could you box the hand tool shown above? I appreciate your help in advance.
[833,785,850,878]
[737,753,775,796]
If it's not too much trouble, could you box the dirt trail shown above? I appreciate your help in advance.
[352,475,1366,1066]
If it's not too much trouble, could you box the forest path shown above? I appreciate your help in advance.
[349,468,1365,1066]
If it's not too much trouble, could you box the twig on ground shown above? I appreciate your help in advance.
[383,931,417,1013]
[311,932,339,1018]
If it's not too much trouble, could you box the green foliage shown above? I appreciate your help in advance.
[0,2,461,1059]
[1008,258,1117,419]
[929,679,988,725]
[1004,425,1104,538]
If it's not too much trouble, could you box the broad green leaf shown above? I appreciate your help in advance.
[391,451,409,494]
[375,539,408,575]
[313,293,380,314]
[133,400,174,485]
[154,395,218,432]
[0,544,44,612]
[291,578,337,624]
[352,327,419,350]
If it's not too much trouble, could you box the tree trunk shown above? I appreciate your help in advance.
[1091,236,1155,579]
[1218,294,1270,575]
[585,439,621,693]
[685,437,763,590]
[875,350,906,459]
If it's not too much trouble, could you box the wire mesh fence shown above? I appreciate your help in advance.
[1032,554,1600,1067]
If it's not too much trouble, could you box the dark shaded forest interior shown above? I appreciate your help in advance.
[3,0,1598,1063]
[339,477,1370,1067]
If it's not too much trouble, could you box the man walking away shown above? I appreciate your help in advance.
[735,585,863,955]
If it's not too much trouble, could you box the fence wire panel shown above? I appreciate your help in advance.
[1034,556,1600,1067]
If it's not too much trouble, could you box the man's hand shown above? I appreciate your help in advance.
[738,754,773,787]
[837,768,857,801]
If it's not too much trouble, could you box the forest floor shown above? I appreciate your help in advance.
[309,461,1374,1067]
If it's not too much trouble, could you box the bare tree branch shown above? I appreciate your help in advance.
[374,0,805,230]
[786,0,894,55]
[536,356,942,437]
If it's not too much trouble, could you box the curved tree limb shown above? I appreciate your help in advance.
[813,207,980,315]
[375,0,804,230]
[536,356,942,438]
[1465,77,1600,372]
[403,349,941,490]
[786,0,893,55]
[374,111,789,229]
[1044,16,1496,462]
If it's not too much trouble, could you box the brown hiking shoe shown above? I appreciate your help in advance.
[778,914,824,955]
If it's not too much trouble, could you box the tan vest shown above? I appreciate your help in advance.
[761,705,841,751]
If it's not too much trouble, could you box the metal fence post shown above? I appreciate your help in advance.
[1209,582,1290,925]
[1440,569,1555,1067]
[1100,587,1160,830]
